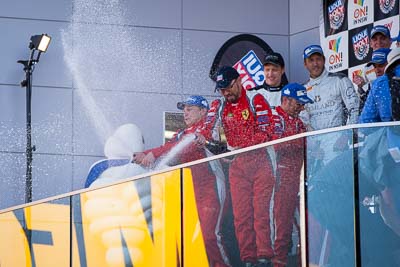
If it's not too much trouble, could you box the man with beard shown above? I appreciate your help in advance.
[198,66,275,267]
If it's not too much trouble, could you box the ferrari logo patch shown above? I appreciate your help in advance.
[242,109,249,120]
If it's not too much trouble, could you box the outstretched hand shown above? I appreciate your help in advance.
[194,133,206,147]
[141,152,156,167]
[132,152,146,163]
[132,152,156,168]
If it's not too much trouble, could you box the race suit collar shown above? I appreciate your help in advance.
[308,68,328,86]
[185,118,206,133]
[263,81,285,92]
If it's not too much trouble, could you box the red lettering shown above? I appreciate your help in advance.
[354,7,367,18]
[385,21,393,31]
[242,80,256,90]
[235,63,246,75]
[329,53,342,64]
[329,55,335,65]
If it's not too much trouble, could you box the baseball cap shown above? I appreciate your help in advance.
[303,45,324,59]
[263,52,285,67]
[281,83,314,104]
[385,47,400,73]
[214,66,240,91]
[177,95,209,110]
[366,48,391,66]
[370,25,391,39]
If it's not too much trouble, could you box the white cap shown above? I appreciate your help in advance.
[385,47,400,73]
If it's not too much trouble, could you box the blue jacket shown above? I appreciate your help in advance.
[359,74,392,123]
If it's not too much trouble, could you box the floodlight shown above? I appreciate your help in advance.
[29,34,51,52]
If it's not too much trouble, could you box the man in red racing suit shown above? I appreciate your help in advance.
[270,83,312,267]
[199,66,276,267]
[133,95,230,267]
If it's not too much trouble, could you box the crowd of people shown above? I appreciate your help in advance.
[131,24,400,267]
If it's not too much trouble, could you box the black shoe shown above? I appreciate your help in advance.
[244,262,257,267]
[257,258,273,267]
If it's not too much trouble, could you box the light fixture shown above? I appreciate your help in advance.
[29,34,51,52]
[17,33,52,203]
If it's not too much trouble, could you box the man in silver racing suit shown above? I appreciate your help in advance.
[300,44,360,266]
[300,44,359,165]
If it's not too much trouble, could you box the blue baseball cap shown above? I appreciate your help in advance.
[370,25,391,39]
[303,45,324,59]
[177,95,209,110]
[214,66,240,91]
[366,48,391,66]
[281,83,314,104]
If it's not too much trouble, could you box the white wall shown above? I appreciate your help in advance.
[289,0,321,83]
[0,0,322,209]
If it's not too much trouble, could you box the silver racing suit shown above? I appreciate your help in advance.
[300,69,359,131]
[300,69,360,166]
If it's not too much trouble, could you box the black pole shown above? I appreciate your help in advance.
[18,49,38,203]
[352,129,362,266]
[25,65,33,203]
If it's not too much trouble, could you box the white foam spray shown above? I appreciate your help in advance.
[155,133,196,169]
[60,0,138,143]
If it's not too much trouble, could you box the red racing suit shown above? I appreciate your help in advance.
[143,119,231,267]
[270,106,305,267]
[200,88,275,263]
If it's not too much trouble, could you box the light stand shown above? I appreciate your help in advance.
[17,34,51,203]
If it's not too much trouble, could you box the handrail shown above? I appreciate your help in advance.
[1,121,399,213]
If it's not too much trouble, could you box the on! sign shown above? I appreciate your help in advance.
[234,50,264,90]
[352,0,368,25]
[328,37,344,71]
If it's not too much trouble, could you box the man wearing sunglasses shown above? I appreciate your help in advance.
[199,66,275,267]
